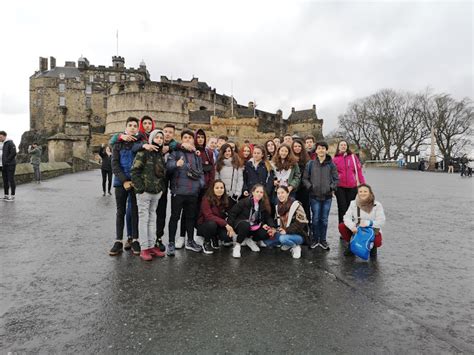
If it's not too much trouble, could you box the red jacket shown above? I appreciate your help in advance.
[332,153,365,188]
[197,197,228,227]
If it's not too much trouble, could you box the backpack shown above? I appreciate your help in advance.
[349,207,375,260]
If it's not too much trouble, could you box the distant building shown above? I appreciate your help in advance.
[23,55,323,162]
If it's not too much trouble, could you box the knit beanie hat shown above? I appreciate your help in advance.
[149,129,164,146]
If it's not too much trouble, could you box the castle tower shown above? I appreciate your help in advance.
[112,56,125,69]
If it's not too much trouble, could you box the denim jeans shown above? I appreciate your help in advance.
[115,186,138,240]
[137,192,162,249]
[33,164,41,182]
[266,232,304,247]
[310,197,332,242]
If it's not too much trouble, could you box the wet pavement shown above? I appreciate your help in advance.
[1,168,473,354]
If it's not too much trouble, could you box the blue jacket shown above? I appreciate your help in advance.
[112,140,141,187]
[166,149,204,196]
[243,159,275,196]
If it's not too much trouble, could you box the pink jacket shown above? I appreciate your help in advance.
[332,153,365,188]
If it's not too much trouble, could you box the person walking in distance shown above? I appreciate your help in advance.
[0,131,17,201]
[28,142,42,184]
[99,144,113,195]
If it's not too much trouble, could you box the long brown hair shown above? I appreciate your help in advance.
[204,179,229,209]
[292,139,309,167]
[272,144,297,171]
[335,140,353,156]
[252,145,273,172]
[216,143,241,171]
[250,184,271,214]
[265,139,276,158]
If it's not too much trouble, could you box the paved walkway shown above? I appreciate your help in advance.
[0,168,472,353]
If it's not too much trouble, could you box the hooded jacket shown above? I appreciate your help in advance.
[243,158,275,196]
[302,155,339,200]
[166,147,204,196]
[112,134,142,187]
[28,145,42,166]
[131,129,166,194]
[332,153,365,188]
[194,129,215,189]
[1,139,16,166]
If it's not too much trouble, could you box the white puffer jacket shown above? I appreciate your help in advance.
[343,200,386,232]
[216,158,244,198]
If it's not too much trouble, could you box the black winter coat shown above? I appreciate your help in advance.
[228,196,274,229]
[2,140,17,166]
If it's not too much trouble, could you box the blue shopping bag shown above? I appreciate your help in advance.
[350,226,375,260]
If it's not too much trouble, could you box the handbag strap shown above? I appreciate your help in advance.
[351,154,360,186]
[230,167,235,192]
[357,206,361,226]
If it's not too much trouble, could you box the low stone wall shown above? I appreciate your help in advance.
[364,160,399,168]
[0,162,72,186]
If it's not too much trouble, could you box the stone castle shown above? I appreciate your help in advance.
[22,55,323,163]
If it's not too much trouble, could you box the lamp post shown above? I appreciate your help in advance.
[428,124,437,171]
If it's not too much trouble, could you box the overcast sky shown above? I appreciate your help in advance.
[0,0,472,145]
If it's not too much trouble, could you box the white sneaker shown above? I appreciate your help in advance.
[232,243,241,258]
[245,238,260,252]
[258,240,267,248]
[175,236,185,249]
[291,245,302,259]
[281,245,291,251]
[240,238,248,246]
[5,196,15,202]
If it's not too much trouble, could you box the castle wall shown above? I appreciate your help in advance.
[105,82,228,133]
[288,120,323,139]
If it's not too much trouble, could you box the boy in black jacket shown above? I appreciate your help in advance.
[0,131,17,202]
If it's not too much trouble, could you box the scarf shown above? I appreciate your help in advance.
[356,195,375,214]
[277,197,295,227]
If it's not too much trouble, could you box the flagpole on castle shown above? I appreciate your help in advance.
[116,30,119,56]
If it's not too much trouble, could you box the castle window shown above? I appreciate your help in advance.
[89,75,94,83]
[200,106,207,111]
[85,97,92,109]
[103,98,107,109]
[59,97,66,107]
[109,75,116,82]
[130,75,136,81]
[59,83,65,93]
[121,74,126,81]
[85,85,92,95]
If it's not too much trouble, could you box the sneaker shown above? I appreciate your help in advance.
[185,239,202,253]
[102,192,106,196]
[155,238,166,252]
[109,241,123,256]
[108,191,112,195]
[319,240,330,251]
[240,238,248,246]
[5,196,15,202]
[258,240,267,248]
[167,243,176,257]
[124,238,132,251]
[194,235,204,246]
[281,245,291,251]
[210,238,220,250]
[222,240,233,247]
[202,242,214,255]
[310,241,319,249]
[150,246,166,258]
[3,195,9,200]
[175,236,185,249]
[245,238,260,252]
[140,249,153,261]
[232,243,241,258]
[131,240,141,255]
[291,245,302,259]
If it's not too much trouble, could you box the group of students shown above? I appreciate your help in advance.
[105,115,386,261]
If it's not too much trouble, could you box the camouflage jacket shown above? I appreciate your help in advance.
[131,150,166,194]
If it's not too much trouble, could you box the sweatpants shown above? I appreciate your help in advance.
[235,221,268,244]
[137,192,162,249]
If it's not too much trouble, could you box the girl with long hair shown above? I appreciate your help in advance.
[242,145,275,197]
[265,139,277,160]
[239,143,253,164]
[332,140,366,225]
[227,184,274,258]
[339,184,385,258]
[197,180,236,254]
[271,144,301,196]
[292,139,311,226]
[216,143,244,206]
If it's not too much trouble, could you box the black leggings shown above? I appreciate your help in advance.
[335,187,357,224]
[196,221,231,243]
[234,221,268,244]
[101,169,112,193]
[168,194,198,244]
[2,165,16,196]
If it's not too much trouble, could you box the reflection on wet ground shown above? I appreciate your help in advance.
[0,169,472,353]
